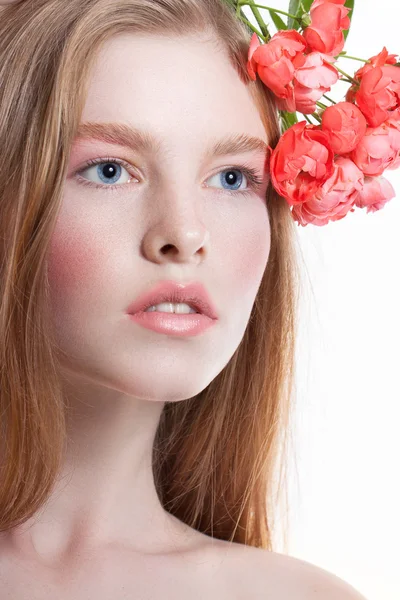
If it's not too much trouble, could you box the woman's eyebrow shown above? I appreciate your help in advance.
[74,122,268,158]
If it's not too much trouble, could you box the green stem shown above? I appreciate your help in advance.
[240,1,271,39]
[234,2,267,41]
[238,15,267,40]
[323,94,336,104]
[316,101,327,110]
[304,114,313,125]
[337,54,369,63]
[240,2,301,20]
[311,112,322,123]
[335,65,357,84]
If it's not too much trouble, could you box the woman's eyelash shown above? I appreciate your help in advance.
[75,157,136,192]
[74,156,266,196]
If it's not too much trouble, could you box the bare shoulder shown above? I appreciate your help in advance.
[257,549,368,600]
[209,540,369,600]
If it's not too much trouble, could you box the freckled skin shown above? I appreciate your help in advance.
[7,33,272,566]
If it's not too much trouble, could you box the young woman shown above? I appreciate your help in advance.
[0,0,367,598]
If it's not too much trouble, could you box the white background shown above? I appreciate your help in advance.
[243,2,400,599]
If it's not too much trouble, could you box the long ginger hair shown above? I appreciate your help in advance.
[0,0,301,551]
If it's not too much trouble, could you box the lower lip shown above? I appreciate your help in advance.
[127,311,217,337]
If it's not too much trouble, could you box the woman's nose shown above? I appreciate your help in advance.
[140,190,210,265]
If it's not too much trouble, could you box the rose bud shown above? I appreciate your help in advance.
[303,0,351,57]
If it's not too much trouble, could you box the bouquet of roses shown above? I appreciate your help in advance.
[233,0,400,226]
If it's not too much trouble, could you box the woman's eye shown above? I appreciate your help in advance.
[76,159,136,188]
[206,169,248,192]
[75,159,264,195]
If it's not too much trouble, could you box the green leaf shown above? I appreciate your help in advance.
[343,0,355,41]
[287,0,301,29]
[269,10,288,30]
[279,110,298,132]
[288,0,313,30]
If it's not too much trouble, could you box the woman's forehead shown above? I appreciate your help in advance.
[80,33,266,140]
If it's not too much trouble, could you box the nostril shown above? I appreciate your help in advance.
[161,244,175,254]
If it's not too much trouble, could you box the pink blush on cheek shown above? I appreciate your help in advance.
[46,228,104,296]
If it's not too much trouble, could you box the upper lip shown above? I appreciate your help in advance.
[126,280,218,319]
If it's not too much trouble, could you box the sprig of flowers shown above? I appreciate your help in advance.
[236,0,400,226]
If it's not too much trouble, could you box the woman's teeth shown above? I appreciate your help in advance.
[144,302,198,314]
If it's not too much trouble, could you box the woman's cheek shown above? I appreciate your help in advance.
[46,224,106,311]
[230,209,271,291]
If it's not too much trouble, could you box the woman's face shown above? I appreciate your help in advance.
[47,32,271,402]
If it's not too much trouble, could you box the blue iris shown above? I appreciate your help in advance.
[221,170,243,190]
[97,163,122,185]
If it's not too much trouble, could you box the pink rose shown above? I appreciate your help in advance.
[292,52,339,114]
[276,52,339,114]
[346,48,398,106]
[246,31,307,110]
[354,176,395,213]
[354,47,398,80]
[270,121,334,206]
[303,0,351,57]
[292,157,363,226]
[321,102,367,154]
[355,65,400,127]
[288,83,328,114]
[350,112,400,176]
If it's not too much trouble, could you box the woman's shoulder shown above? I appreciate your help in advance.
[0,526,368,600]
[204,538,368,600]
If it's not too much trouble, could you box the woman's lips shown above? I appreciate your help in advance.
[126,280,219,320]
[127,310,217,337]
